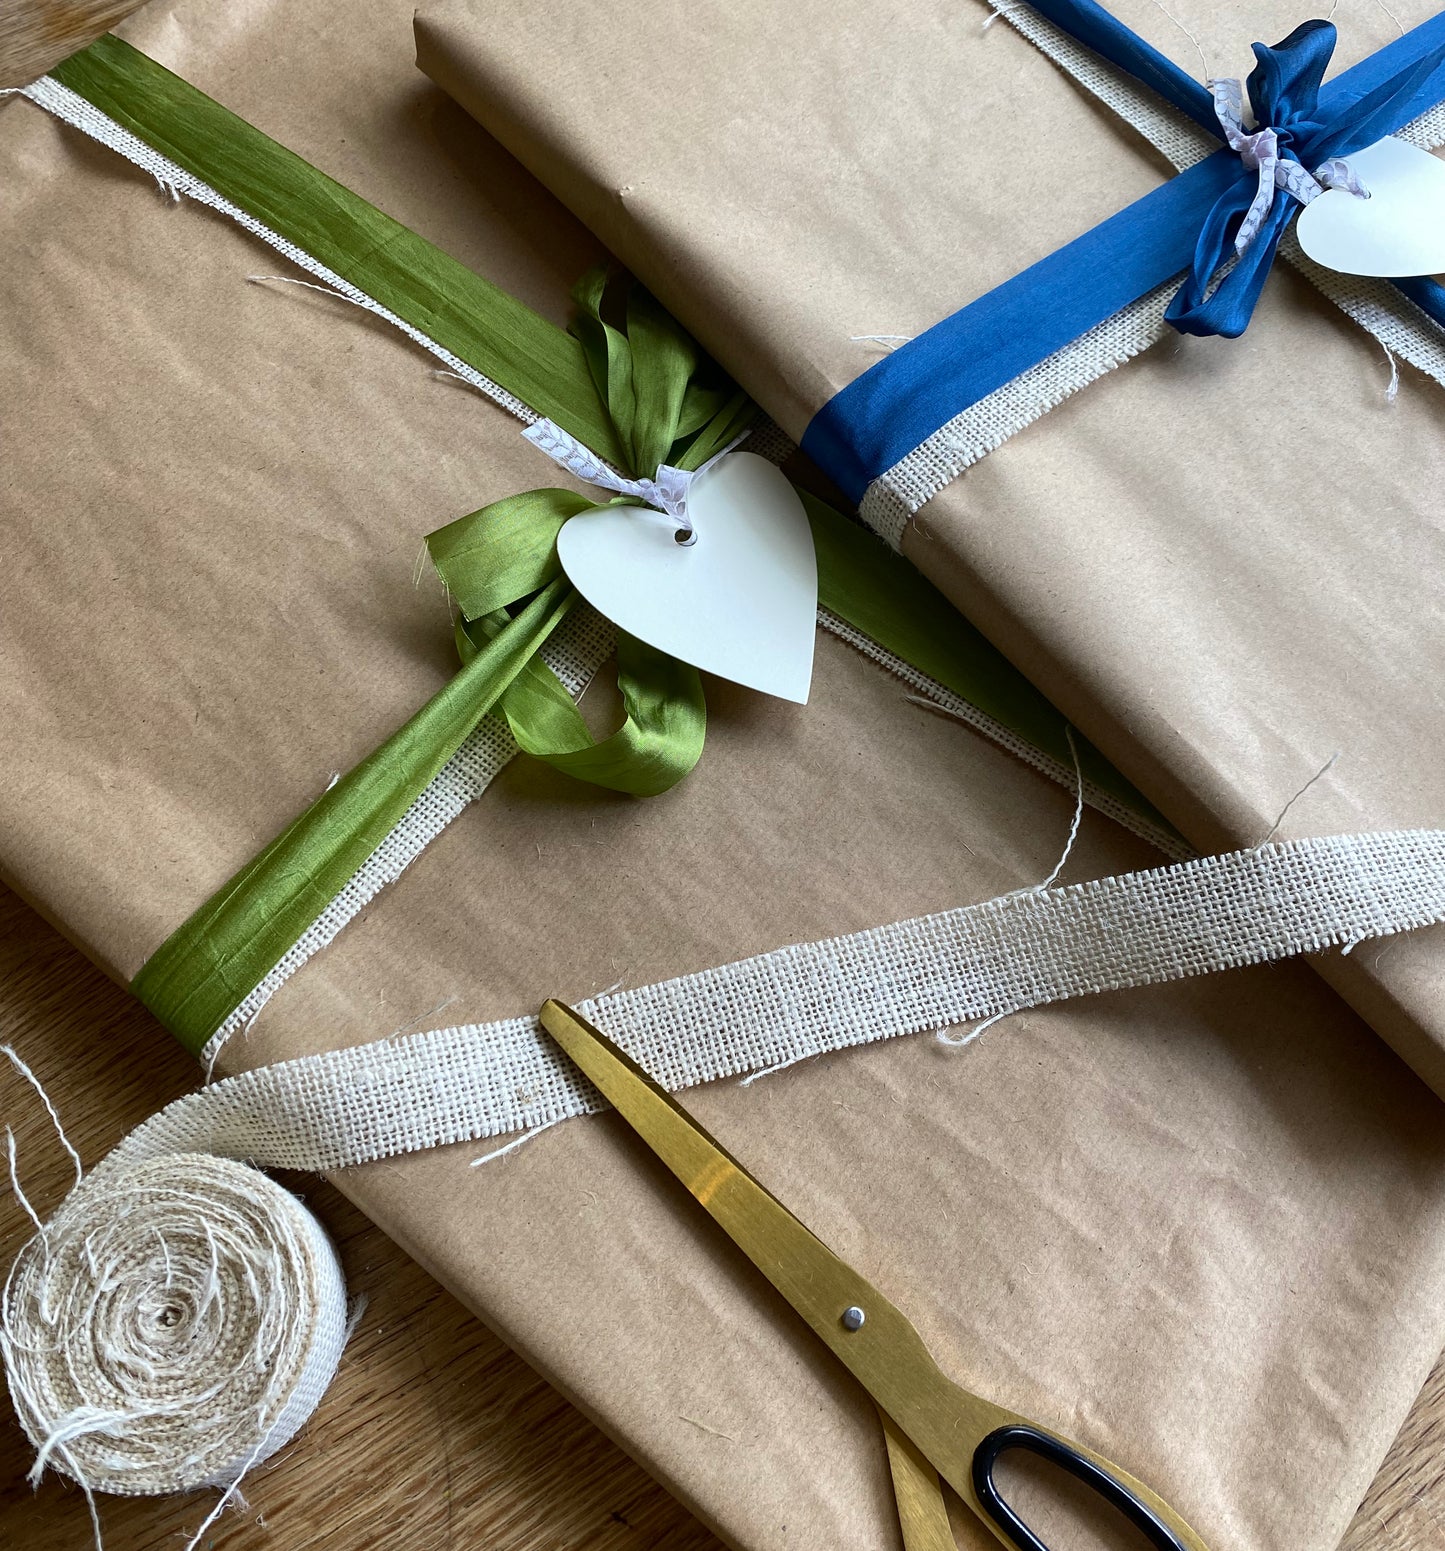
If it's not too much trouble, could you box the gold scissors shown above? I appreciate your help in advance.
[539,1000,1212,1551]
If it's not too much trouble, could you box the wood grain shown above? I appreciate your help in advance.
[0,882,1438,1548]
[0,0,148,88]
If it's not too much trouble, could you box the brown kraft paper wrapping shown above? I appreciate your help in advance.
[3,4,1445,1548]
[413,0,1445,1096]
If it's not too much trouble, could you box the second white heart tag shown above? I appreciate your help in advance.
[556,451,817,704]
[1296,137,1445,277]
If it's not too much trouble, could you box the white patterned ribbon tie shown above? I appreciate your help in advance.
[522,417,745,541]
[1209,77,1369,255]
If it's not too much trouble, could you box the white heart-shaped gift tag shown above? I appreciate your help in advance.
[1296,136,1445,277]
[557,451,817,703]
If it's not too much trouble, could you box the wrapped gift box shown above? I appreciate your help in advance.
[4,4,1445,1549]
[415,0,1445,1094]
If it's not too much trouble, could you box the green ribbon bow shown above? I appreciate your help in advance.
[426,268,758,800]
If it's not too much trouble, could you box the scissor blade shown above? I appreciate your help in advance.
[540,998,821,1250]
[881,1409,956,1551]
[538,1001,998,1462]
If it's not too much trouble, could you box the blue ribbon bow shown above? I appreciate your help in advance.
[1168,19,1445,337]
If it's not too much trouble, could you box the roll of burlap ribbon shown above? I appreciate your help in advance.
[2,1153,348,1512]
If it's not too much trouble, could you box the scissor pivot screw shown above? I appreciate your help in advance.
[841,1305,866,1332]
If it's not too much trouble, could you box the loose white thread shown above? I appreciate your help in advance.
[469,1114,566,1167]
[385,995,458,1042]
[178,1432,271,1551]
[202,1012,254,1087]
[994,725,1087,902]
[1372,0,1408,38]
[2,1046,83,1192]
[737,1049,829,1088]
[430,368,486,390]
[1382,342,1402,403]
[1257,752,1342,848]
[246,273,372,313]
[1035,727,1085,892]
[936,1010,1012,1048]
[4,1126,47,1247]
[1144,0,1211,81]
[896,692,1184,859]
[935,731,1082,1049]
[848,334,914,352]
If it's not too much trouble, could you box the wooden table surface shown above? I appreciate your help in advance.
[1,882,1443,1551]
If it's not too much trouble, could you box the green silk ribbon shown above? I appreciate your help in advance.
[131,579,576,1040]
[52,36,1179,1055]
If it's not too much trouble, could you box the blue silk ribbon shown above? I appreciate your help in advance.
[802,3,1445,507]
